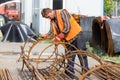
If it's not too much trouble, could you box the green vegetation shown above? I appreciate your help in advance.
[104,0,120,17]
[41,39,52,43]
[86,41,120,63]
[102,55,120,63]
[104,0,115,17]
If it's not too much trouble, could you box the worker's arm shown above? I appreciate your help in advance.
[60,9,71,34]
[42,24,54,38]
[53,10,71,42]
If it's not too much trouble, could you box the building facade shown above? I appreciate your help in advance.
[22,0,104,34]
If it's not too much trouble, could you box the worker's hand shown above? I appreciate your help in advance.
[53,36,61,42]
[53,33,65,42]
[57,33,65,39]
[40,34,49,38]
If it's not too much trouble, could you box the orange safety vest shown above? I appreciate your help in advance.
[51,9,82,41]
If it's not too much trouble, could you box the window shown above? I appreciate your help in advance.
[53,0,63,10]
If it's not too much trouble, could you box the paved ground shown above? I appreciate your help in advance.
[0,42,100,80]
[0,42,29,80]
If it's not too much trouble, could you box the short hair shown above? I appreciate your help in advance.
[41,8,52,17]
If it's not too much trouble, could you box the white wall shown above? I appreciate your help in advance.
[63,0,104,16]
[23,0,52,34]
[24,0,32,26]
[39,0,53,34]
[21,0,32,26]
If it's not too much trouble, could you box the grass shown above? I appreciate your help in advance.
[101,55,120,63]
[41,39,53,43]
[86,41,120,63]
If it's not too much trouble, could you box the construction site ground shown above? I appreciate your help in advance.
[0,42,100,80]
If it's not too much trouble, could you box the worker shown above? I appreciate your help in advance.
[41,8,89,79]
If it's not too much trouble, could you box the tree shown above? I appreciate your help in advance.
[104,0,115,17]
[104,0,120,17]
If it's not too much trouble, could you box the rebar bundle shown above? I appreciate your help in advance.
[18,37,120,80]
[0,69,13,80]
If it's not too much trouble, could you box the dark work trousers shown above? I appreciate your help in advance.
[65,32,89,79]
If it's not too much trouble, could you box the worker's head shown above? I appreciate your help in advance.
[41,8,54,19]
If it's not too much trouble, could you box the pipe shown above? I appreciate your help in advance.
[92,17,120,56]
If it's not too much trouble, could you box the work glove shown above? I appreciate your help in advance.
[53,33,65,42]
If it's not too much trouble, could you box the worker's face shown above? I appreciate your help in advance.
[45,11,54,19]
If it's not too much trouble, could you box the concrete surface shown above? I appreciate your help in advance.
[0,42,32,80]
